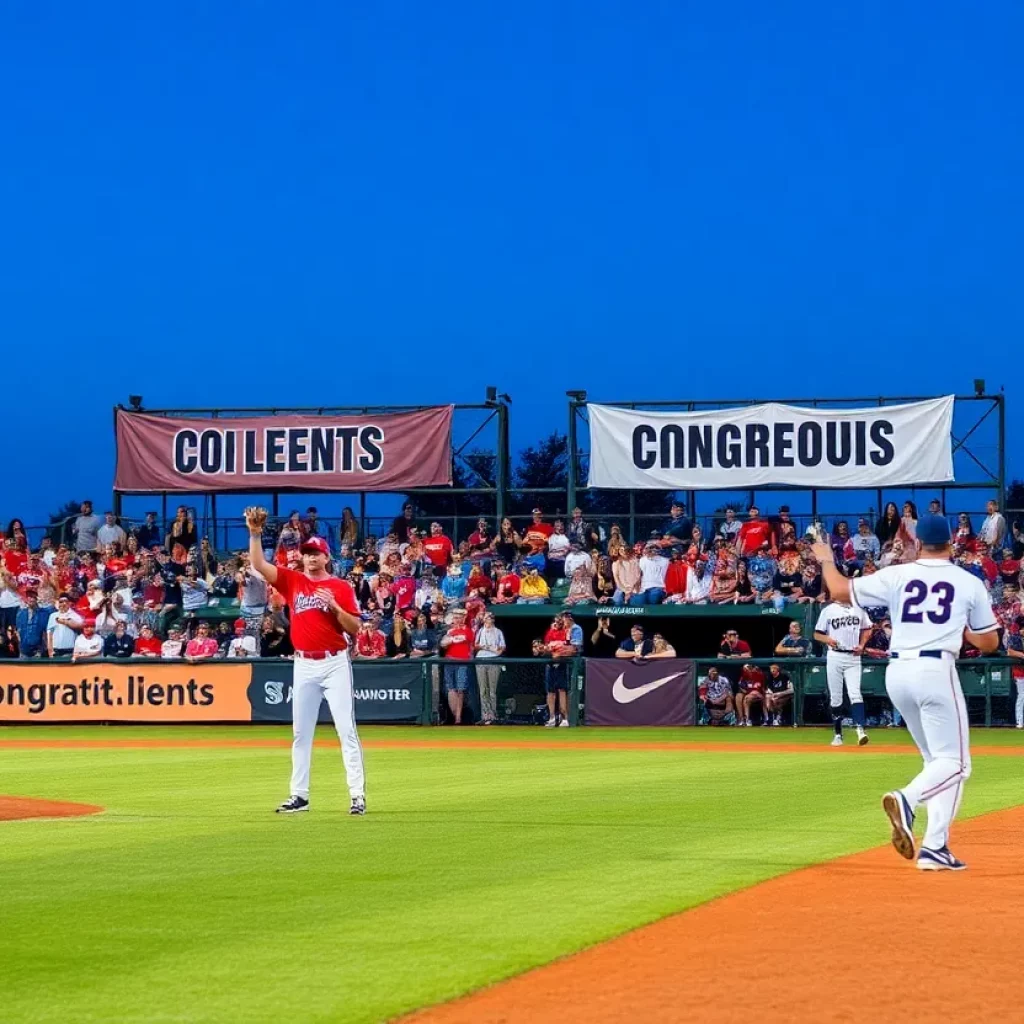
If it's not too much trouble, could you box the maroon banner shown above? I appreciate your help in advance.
[584,658,695,726]
[114,408,453,492]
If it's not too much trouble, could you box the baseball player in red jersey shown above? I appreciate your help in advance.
[245,507,367,816]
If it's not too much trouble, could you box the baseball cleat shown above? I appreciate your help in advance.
[275,796,309,814]
[856,727,869,746]
[349,796,367,816]
[882,791,916,860]
[830,735,844,746]
[917,846,966,871]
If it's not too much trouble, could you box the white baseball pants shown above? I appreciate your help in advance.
[826,652,863,706]
[885,654,971,851]
[290,652,365,800]
[1015,678,1024,728]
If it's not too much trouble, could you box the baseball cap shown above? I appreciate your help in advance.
[300,536,330,557]
[234,618,246,629]
[917,515,951,547]
[532,507,543,514]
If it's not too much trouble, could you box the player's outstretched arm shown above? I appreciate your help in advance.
[810,541,851,603]
[245,507,278,586]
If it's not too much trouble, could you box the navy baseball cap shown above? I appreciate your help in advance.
[917,515,951,547]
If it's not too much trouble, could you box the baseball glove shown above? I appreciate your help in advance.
[244,506,269,533]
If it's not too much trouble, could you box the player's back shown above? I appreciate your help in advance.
[851,558,994,655]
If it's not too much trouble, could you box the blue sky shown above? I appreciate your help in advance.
[3,1,1021,527]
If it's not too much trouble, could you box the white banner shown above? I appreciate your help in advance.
[587,397,954,489]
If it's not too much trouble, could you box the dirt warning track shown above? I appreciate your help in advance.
[404,805,1024,1024]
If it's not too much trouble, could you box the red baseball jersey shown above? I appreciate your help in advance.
[443,625,474,660]
[273,565,359,654]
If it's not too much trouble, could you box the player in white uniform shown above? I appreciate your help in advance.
[814,601,873,747]
[812,515,999,871]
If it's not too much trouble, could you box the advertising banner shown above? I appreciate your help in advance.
[249,661,425,724]
[586,397,954,489]
[114,407,453,492]
[584,658,696,726]
[0,662,253,722]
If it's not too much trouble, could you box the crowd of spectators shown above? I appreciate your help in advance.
[2,497,1023,721]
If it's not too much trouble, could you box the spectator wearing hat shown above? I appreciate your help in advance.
[227,619,258,658]
[73,622,104,663]
[161,626,186,659]
[850,519,881,568]
[441,562,467,604]
[133,625,162,657]
[214,621,234,655]
[541,613,574,727]
[523,509,553,558]
[467,518,494,564]
[764,664,794,725]
[103,620,135,659]
[16,591,49,658]
[517,566,550,604]
[638,542,669,605]
[659,501,693,552]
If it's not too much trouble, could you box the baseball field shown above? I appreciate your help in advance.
[3,726,1022,1024]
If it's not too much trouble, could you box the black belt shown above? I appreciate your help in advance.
[889,650,944,660]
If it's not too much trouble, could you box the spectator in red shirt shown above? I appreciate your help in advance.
[466,563,493,602]
[664,549,689,600]
[354,619,387,659]
[492,562,521,604]
[467,518,493,563]
[439,608,474,724]
[522,508,553,555]
[133,624,162,657]
[736,507,773,557]
[736,663,766,726]
[422,522,454,572]
[718,629,752,659]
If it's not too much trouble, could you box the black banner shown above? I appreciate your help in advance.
[248,661,425,724]
[584,657,696,726]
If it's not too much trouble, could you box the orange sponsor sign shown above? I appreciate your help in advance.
[0,662,253,722]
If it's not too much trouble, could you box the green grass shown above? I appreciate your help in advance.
[1,726,1022,1024]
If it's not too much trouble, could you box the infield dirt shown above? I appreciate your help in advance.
[0,796,104,821]
[404,804,1024,1024]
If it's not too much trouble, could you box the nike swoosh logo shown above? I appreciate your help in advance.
[611,672,684,704]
